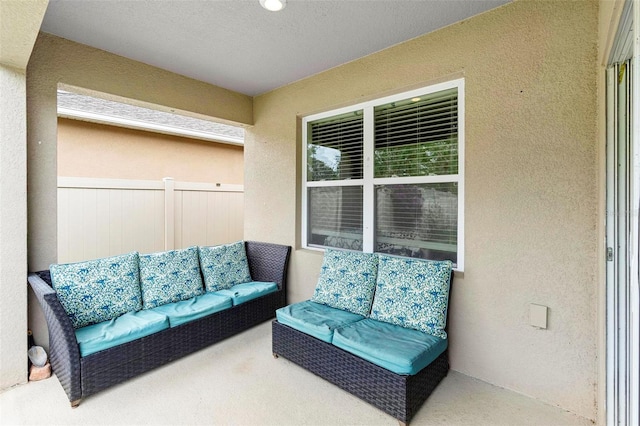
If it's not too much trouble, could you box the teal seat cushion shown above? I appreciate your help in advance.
[75,309,170,357]
[150,292,233,327]
[199,241,252,292]
[276,300,365,343]
[50,252,142,329]
[311,249,378,316]
[370,255,452,338]
[332,318,448,375]
[215,281,278,306]
[139,246,204,309]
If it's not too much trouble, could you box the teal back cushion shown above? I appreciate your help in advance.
[311,249,378,316]
[50,252,142,329]
[199,241,252,292]
[139,246,204,309]
[370,254,452,338]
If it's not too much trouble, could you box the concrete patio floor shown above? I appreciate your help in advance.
[0,321,593,426]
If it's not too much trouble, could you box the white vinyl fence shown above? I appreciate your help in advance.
[58,177,244,263]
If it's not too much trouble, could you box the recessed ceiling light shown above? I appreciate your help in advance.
[260,0,286,12]
[411,97,421,102]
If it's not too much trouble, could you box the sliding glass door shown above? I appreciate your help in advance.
[606,4,640,419]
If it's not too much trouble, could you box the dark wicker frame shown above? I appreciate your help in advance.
[272,321,448,425]
[28,241,291,406]
[271,274,454,425]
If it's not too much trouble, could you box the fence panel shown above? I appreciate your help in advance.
[173,182,244,249]
[57,177,243,263]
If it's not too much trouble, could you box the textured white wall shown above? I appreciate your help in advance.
[0,0,48,391]
[247,1,600,420]
[0,65,28,389]
[0,1,47,70]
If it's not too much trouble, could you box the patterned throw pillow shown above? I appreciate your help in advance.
[370,254,453,338]
[311,249,378,316]
[50,252,142,329]
[139,246,204,309]
[199,241,252,292]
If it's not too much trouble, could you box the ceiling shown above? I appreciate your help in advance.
[41,0,510,97]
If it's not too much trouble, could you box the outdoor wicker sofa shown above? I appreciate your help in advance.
[28,240,291,407]
[272,248,453,425]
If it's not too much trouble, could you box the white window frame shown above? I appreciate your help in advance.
[302,78,465,271]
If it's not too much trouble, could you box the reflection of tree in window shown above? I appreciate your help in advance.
[308,145,339,181]
[374,139,458,178]
[307,111,363,182]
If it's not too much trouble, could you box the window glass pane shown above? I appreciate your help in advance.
[308,111,363,181]
[308,186,363,250]
[375,182,457,263]
[374,88,458,178]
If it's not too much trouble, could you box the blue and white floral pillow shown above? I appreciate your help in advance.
[311,249,378,316]
[199,241,252,292]
[139,246,204,309]
[50,252,142,329]
[370,254,452,338]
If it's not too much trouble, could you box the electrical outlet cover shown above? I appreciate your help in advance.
[530,304,548,329]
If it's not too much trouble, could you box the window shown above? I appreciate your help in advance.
[302,79,464,269]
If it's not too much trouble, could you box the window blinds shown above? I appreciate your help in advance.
[307,111,364,181]
[374,88,458,178]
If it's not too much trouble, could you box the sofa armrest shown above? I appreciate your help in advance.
[245,241,291,292]
[28,272,82,403]
[445,271,454,335]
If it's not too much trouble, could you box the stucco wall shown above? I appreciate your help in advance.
[58,118,244,183]
[247,0,599,419]
[0,65,29,389]
[0,0,48,391]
